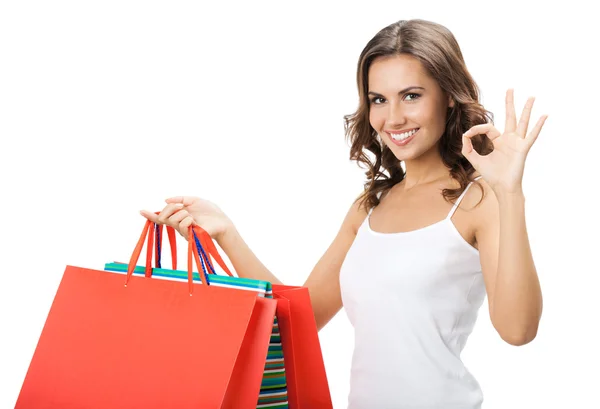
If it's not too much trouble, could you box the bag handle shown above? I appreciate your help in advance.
[154,222,178,270]
[149,212,177,273]
[126,220,207,294]
[125,219,233,294]
[149,221,232,279]
[191,226,234,278]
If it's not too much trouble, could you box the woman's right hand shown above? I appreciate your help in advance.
[140,196,234,242]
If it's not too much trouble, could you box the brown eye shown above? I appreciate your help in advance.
[404,93,421,101]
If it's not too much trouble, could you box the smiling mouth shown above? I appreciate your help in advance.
[387,128,419,142]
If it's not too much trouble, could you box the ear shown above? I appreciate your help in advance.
[448,95,455,108]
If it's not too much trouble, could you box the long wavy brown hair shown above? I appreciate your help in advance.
[344,19,494,211]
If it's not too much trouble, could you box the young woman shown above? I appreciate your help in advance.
[141,19,545,409]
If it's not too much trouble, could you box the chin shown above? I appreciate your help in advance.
[388,139,440,162]
[387,146,421,162]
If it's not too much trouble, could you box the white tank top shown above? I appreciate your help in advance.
[339,178,486,409]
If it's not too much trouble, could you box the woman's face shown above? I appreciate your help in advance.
[368,54,453,162]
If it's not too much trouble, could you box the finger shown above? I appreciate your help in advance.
[461,135,482,169]
[178,216,196,238]
[166,196,197,206]
[517,96,536,137]
[525,115,548,147]
[168,209,190,225]
[463,123,502,141]
[505,88,517,133]
[156,203,185,224]
[140,210,160,223]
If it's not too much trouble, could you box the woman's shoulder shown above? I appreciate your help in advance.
[345,194,371,234]
[463,175,498,223]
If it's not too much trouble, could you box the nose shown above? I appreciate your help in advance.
[386,100,407,127]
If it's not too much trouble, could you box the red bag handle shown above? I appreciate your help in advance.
[154,223,178,271]
[148,212,177,274]
[126,221,206,294]
[125,220,233,294]
[191,225,234,277]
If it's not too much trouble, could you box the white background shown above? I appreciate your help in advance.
[1,1,598,408]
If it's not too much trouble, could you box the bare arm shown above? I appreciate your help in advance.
[462,89,547,346]
[475,181,543,346]
[217,199,367,330]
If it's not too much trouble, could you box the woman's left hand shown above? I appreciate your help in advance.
[462,89,548,195]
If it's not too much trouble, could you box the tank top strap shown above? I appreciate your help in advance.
[368,191,383,216]
[445,175,483,220]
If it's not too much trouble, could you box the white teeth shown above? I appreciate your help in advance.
[389,128,418,141]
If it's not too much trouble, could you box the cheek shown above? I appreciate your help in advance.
[369,109,383,129]
[418,102,446,129]
[368,110,376,129]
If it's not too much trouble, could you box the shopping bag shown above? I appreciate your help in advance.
[189,227,333,408]
[189,225,333,409]
[105,224,290,409]
[273,285,334,409]
[15,222,278,409]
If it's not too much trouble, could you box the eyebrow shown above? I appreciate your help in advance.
[367,86,425,97]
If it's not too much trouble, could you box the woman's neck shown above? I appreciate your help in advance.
[402,149,450,189]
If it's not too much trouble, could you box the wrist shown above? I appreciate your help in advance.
[494,189,526,208]
[492,185,525,201]
[216,221,238,248]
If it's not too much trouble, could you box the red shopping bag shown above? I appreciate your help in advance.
[15,222,277,409]
[191,226,334,409]
[273,285,334,409]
